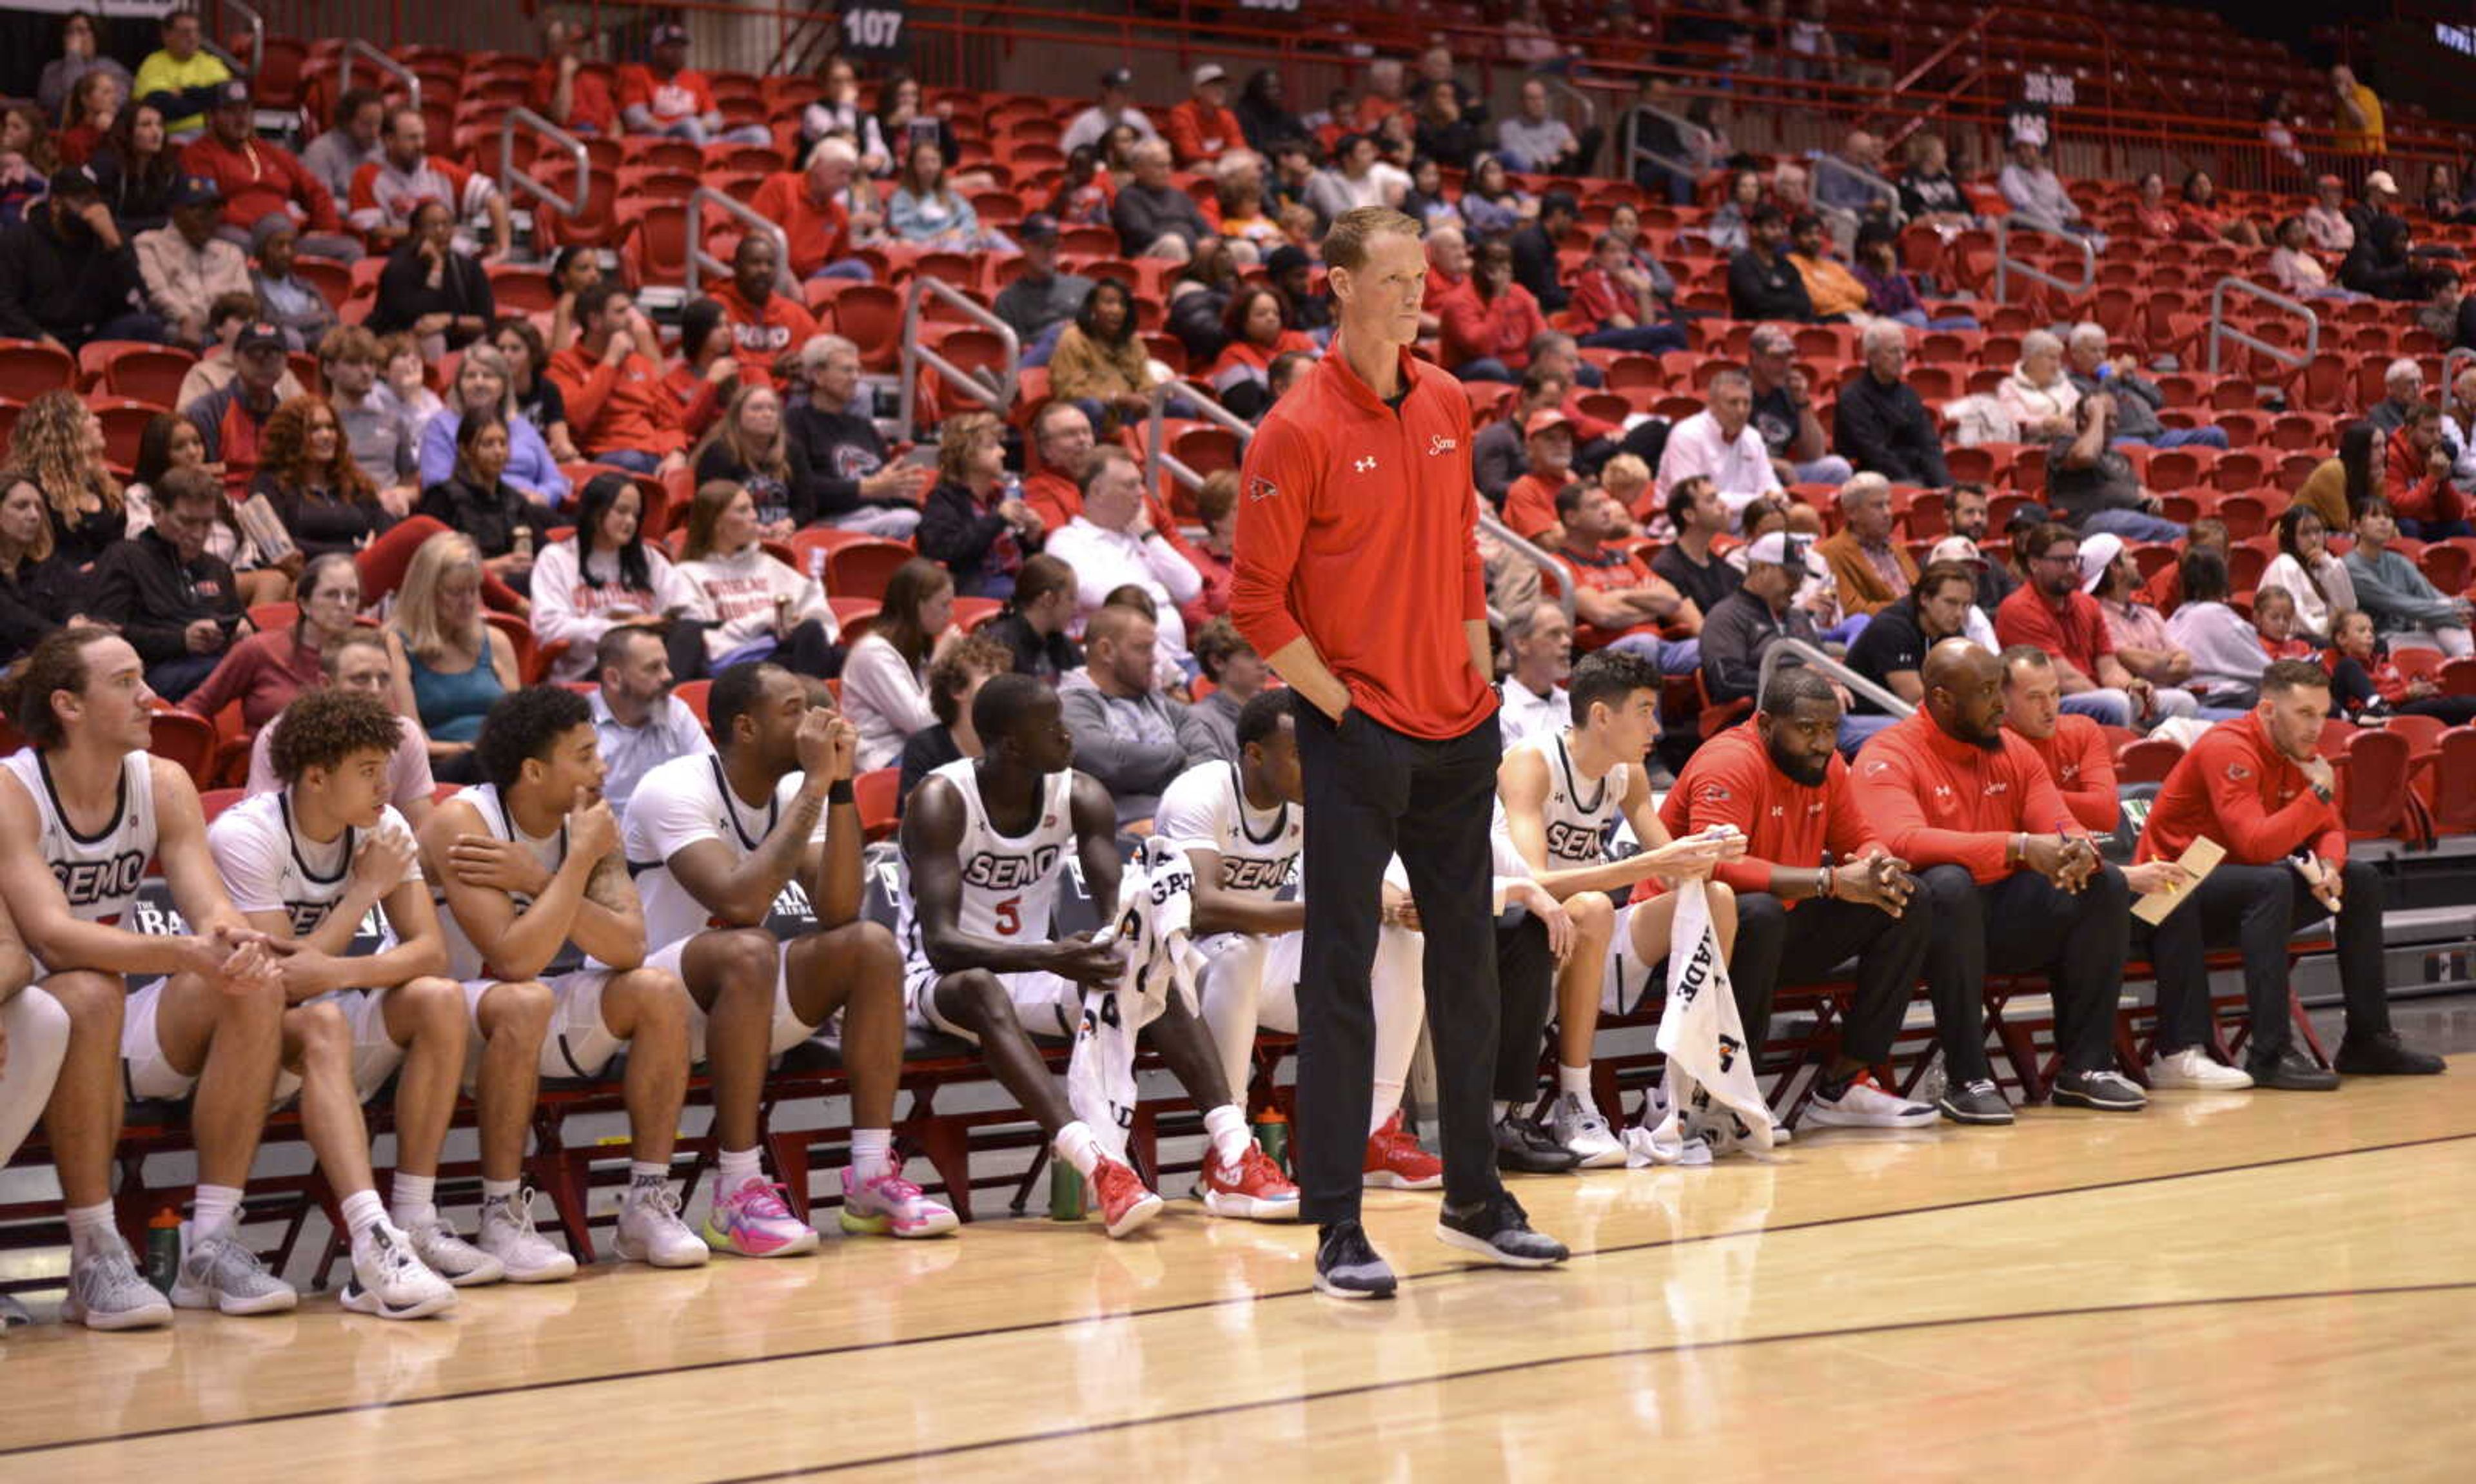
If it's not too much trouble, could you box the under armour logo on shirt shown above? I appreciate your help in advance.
[1353,456,1377,473]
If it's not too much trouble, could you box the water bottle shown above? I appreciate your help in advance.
[144,1207,182,1294]
[1048,1161,1086,1221]
[805,543,826,592]
[1251,1108,1291,1173]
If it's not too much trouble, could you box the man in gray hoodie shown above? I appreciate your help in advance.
[1059,603,1219,823]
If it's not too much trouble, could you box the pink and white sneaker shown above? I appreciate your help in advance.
[839,1165,960,1239]
[701,1176,821,1258]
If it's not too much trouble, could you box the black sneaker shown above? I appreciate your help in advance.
[1313,1220,1397,1300]
[2333,1031,2447,1077]
[2245,1043,2341,1091]
[1936,1077,2016,1126]
[2050,1067,2148,1111]
[1435,1191,1568,1269]
[1492,1111,1583,1174]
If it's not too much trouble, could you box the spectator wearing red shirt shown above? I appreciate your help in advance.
[182,320,290,495]
[1419,227,1469,339]
[749,141,874,281]
[1663,669,1938,1129]
[1996,646,2121,834]
[1500,411,1578,543]
[1021,402,1094,531]
[181,80,362,262]
[547,283,689,473]
[1165,66,1246,166]
[618,24,771,147]
[2383,403,2475,537]
[1996,521,2198,731]
[704,236,818,391]
[1850,639,2147,1117]
[346,108,511,259]
[1233,206,1564,1289]
[1558,233,1687,354]
[532,21,618,135]
[1551,483,1697,669]
[2134,661,2446,1086]
[1438,239,1545,383]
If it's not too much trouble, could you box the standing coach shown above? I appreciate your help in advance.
[1232,206,1568,1300]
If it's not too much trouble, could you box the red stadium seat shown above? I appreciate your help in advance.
[2115,737,2185,785]
[855,767,901,843]
[825,540,916,603]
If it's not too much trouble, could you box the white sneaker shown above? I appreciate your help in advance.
[614,1186,709,1268]
[477,1189,578,1284]
[404,1216,507,1287]
[2148,1047,2254,1090]
[1805,1071,1940,1129]
[1549,1092,1626,1169]
[342,1219,458,1320]
[170,1220,299,1316]
[61,1235,172,1330]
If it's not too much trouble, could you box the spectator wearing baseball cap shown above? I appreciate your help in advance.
[1500,411,1578,543]
[181,79,364,262]
[990,215,1094,364]
[132,6,234,139]
[1166,64,1244,167]
[183,320,293,495]
[1061,67,1159,157]
[1702,528,1891,750]
[135,173,251,347]
[620,23,771,147]
[0,164,165,350]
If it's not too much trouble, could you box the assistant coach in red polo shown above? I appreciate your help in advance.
[1232,206,1567,1300]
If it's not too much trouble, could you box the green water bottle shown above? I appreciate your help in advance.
[144,1207,182,1294]
[1048,1161,1086,1220]
[1252,1108,1290,1173]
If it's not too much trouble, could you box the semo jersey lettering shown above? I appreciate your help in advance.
[54,852,148,909]
[963,844,1063,892]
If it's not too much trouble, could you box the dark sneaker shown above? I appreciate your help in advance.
[2050,1067,2148,1111]
[1493,1111,1583,1174]
[1313,1220,1397,1300]
[2333,1032,2446,1077]
[2246,1043,2341,1091]
[1435,1191,1568,1269]
[1937,1077,2016,1126]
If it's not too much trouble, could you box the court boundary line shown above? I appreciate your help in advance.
[702,1278,2476,1482]
[6,1125,2470,1460]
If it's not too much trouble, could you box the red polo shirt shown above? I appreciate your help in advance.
[1996,581,2114,680]
[531,61,618,133]
[2135,712,2344,866]
[1851,711,2087,883]
[1660,723,1880,908]
[1501,471,1566,542]
[1164,101,1245,164]
[2010,713,2119,833]
[749,171,853,278]
[1233,337,1492,739]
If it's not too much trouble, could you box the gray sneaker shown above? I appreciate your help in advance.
[170,1220,299,1315]
[405,1216,507,1287]
[61,1235,173,1331]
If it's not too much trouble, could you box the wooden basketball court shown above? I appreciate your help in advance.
[5,1057,2473,1479]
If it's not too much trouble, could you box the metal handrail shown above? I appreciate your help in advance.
[897,278,1020,429]
[2204,277,2320,378]
[1620,103,1711,189]
[1757,638,1916,719]
[1478,511,1577,625]
[685,187,796,298]
[497,108,589,222]
[1990,217,2096,304]
[339,39,420,111]
[220,0,265,77]
[1145,380,1253,496]
[1538,73,1597,130]
[1810,151,1906,228]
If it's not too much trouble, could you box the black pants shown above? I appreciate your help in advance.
[1916,864,2130,1080]
[2139,859,2390,1059]
[1493,910,1560,1104]
[1730,893,1932,1069]
[1295,704,1503,1222]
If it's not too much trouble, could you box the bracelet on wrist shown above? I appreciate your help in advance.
[827,779,855,806]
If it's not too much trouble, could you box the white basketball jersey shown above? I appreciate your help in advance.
[209,789,419,941]
[1154,761,1300,904]
[1493,730,1629,868]
[1,748,157,935]
[435,783,574,981]
[898,759,1076,965]
[623,752,827,948]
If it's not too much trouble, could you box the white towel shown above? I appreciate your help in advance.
[1624,877,1777,1166]
[1065,845,1197,1166]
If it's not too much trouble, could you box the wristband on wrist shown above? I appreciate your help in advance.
[827,779,855,806]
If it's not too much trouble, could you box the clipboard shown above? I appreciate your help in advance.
[2132,835,2225,926]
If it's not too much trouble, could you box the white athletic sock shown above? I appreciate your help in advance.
[850,1129,893,1182]
[1368,1081,1406,1136]
[340,1189,386,1242]
[1203,1103,1252,1166]
[66,1202,117,1260]
[1052,1120,1101,1176]
[192,1183,244,1236]
[1557,1064,1596,1105]
[625,1161,668,1202]
[389,1172,437,1229]
[480,1177,521,1205]
[716,1146,763,1193]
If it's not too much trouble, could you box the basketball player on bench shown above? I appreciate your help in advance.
[1493,649,1744,1166]
[0,895,62,1329]
[622,661,958,1255]
[0,627,284,1327]
[209,687,477,1318]
[1168,690,1441,1190]
[420,685,707,1270]
[899,674,1298,1238]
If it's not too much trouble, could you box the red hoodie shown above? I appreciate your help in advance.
[1437,280,1546,372]
[2383,423,2467,527]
